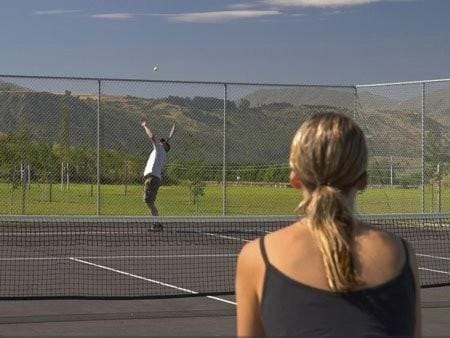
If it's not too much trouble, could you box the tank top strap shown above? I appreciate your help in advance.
[400,238,410,266]
[259,235,270,267]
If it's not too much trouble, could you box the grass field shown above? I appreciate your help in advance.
[0,182,448,216]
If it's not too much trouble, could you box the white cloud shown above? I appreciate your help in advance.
[91,13,134,20]
[227,3,260,10]
[89,10,280,23]
[165,10,281,23]
[33,9,81,15]
[263,0,381,7]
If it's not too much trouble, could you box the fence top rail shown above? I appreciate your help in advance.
[0,74,355,89]
[357,78,450,88]
[2,74,450,89]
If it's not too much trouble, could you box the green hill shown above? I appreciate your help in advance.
[0,81,449,166]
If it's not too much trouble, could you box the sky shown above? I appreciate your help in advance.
[0,0,450,85]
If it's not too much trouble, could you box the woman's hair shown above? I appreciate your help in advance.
[290,112,368,292]
[160,138,171,152]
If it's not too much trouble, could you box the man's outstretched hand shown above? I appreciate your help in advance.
[140,118,148,128]
[141,117,155,141]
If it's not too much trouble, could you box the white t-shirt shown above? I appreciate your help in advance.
[143,141,167,179]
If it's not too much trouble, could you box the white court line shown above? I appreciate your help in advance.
[70,257,235,305]
[203,232,250,242]
[419,267,450,275]
[207,295,236,305]
[417,253,450,261]
[70,258,196,294]
[0,254,238,261]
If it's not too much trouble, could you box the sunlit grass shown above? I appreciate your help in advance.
[0,182,448,216]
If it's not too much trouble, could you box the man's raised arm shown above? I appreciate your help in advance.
[141,119,156,143]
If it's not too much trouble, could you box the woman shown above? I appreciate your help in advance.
[236,113,421,337]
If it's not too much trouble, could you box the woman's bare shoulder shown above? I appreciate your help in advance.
[356,222,407,266]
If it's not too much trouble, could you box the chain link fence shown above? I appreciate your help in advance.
[356,79,450,214]
[0,75,448,215]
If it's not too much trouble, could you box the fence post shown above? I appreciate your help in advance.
[97,79,101,216]
[390,156,394,187]
[421,82,425,213]
[21,163,26,215]
[437,163,442,213]
[222,83,227,216]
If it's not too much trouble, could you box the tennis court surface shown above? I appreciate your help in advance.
[0,214,449,335]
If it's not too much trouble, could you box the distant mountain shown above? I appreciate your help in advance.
[0,80,449,165]
[402,85,450,126]
[244,86,356,110]
[357,85,450,164]
[357,91,400,110]
[0,88,349,164]
[244,84,449,154]
[0,80,32,92]
[244,86,405,111]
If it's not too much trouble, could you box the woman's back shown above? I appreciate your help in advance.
[235,113,420,337]
[258,220,416,337]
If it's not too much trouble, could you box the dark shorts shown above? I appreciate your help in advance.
[143,175,161,203]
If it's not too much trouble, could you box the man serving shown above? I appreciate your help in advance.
[141,118,171,230]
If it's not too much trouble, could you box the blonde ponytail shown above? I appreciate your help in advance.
[290,113,367,292]
[300,185,360,291]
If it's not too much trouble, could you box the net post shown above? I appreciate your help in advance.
[96,79,101,216]
[421,82,425,213]
[222,83,227,216]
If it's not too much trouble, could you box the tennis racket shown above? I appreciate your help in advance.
[167,123,176,141]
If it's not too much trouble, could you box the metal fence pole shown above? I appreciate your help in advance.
[437,163,442,212]
[390,156,394,187]
[21,163,26,215]
[421,82,425,213]
[222,84,227,216]
[353,86,358,121]
[97,79,101,215]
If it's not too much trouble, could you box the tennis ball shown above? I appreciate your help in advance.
[153,66,159,71]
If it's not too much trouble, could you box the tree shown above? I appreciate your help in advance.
[165,160,184,185]
[181,133,207,206]
[424,127,447,184]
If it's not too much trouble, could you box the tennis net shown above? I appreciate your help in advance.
[0,214,448,299]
